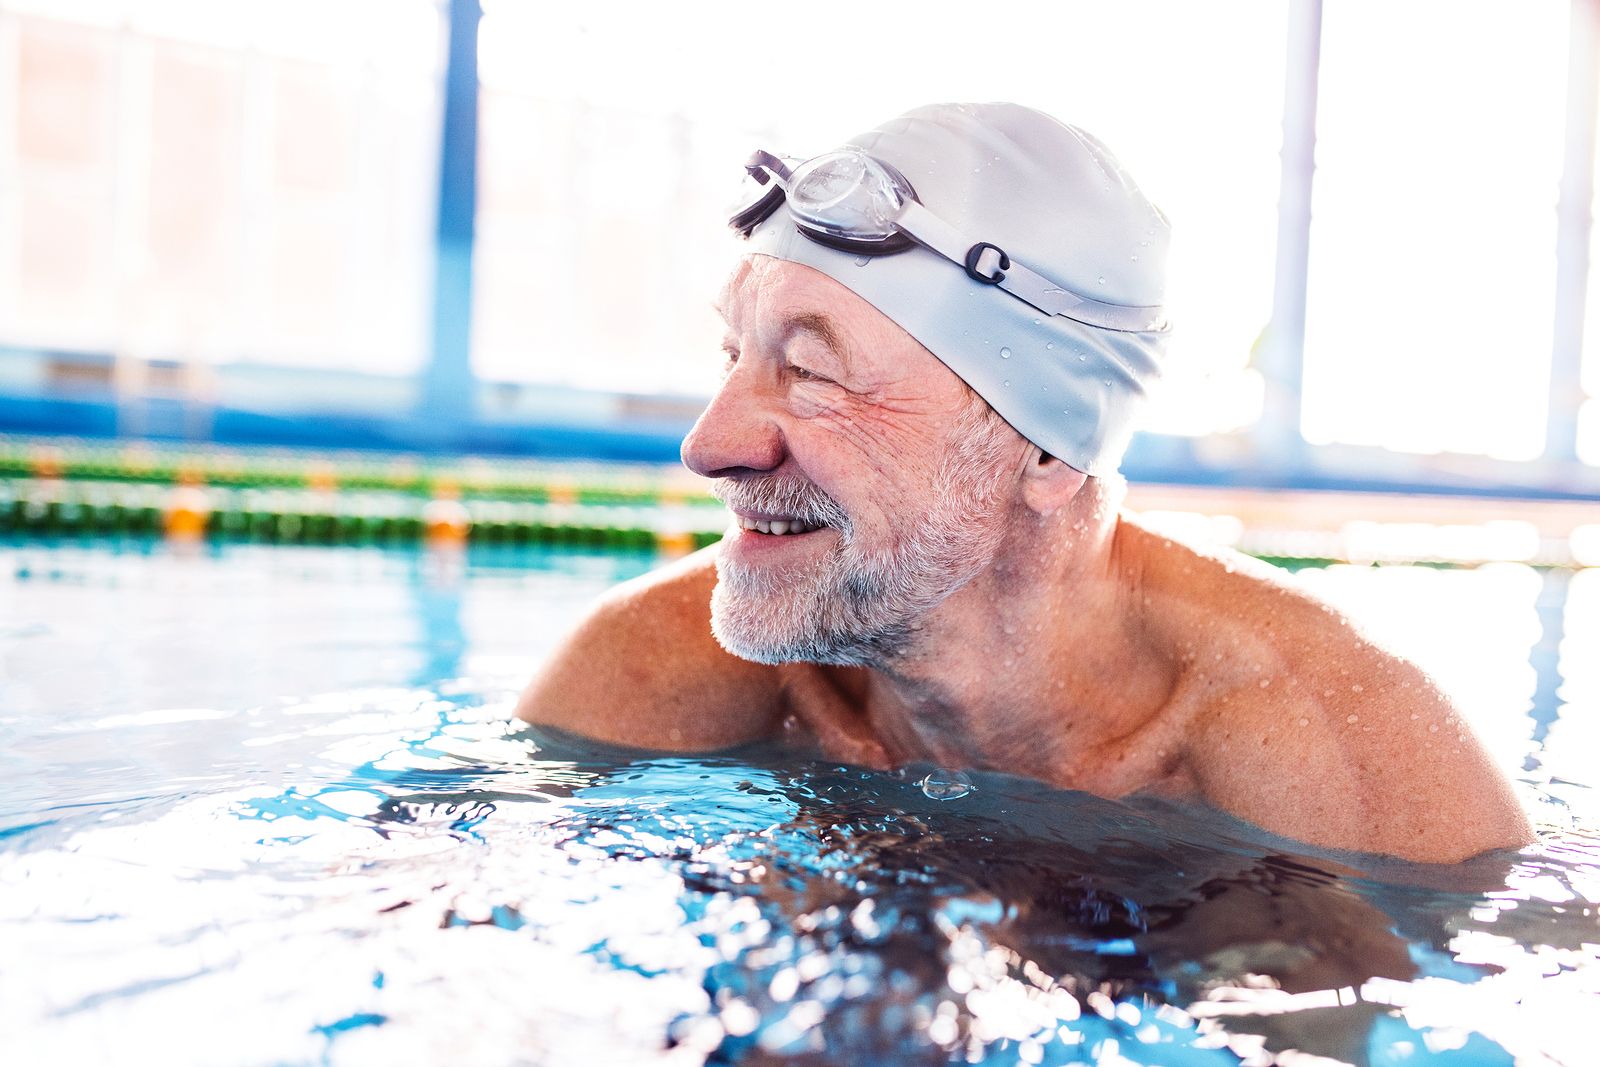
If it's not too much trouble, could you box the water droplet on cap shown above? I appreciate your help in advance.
[1097,276,1106,285]
[999,347,1011,358]
[920,768,973,800]
[1077,354,1087,362]
[1003,380,1010,387]
[1045,342,1055,350]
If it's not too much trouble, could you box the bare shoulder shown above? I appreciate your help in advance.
[1129,525,1533,862]
[514,546,787,749]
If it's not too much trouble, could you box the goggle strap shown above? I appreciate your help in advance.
[895,201,1166,334]
[745,150,793,187]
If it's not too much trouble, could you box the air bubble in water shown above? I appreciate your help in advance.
[920,768,974,800]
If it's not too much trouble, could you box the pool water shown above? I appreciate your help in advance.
[1,542,1597,1066]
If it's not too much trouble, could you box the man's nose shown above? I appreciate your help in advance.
[681,368,785,479]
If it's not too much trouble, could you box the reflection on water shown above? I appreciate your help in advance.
[0,544,1597,1065]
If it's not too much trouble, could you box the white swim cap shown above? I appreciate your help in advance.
[743,102,1170,476]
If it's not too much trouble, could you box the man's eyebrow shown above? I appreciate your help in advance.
[779,311,849,364]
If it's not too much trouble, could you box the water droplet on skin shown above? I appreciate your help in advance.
[920,769,973,801]
[1351,684,1364,693]
[1298,717,1310,727]
[1428,723,1439,733]
[1259,679,1271,689]
[1000,347,1011,359]
[1346,714,1359,724]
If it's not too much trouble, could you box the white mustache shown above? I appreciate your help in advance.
[712,476,851,532]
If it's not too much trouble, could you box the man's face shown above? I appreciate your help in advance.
[681,256,1025,666]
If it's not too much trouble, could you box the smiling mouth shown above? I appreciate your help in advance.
[735,515,825,536]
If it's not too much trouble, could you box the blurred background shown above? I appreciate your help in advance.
[1,0,1598,548]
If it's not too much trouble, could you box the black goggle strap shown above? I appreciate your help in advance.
[894,201,1167,334]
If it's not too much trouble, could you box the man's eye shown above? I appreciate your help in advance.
[791,365,832,384]
[720,347,739,371]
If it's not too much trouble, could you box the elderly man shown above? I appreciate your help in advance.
[518,103,1531,863]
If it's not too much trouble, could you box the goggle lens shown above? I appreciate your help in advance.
[788,151,910,243]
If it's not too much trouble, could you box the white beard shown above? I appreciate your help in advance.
[709,406,1016,667]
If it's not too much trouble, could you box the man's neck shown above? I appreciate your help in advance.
[856,505,1180,780]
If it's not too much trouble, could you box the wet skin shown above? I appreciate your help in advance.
[517,257,1534,864]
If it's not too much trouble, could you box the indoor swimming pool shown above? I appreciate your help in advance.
[1,540,1596,1066]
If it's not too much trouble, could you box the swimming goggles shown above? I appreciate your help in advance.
[728,148,1167,334]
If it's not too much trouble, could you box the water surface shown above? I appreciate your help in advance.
[1,543,1595,1066]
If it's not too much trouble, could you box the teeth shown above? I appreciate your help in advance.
[737,515,820,535]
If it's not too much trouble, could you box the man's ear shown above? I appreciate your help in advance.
[1019,447,1089,516]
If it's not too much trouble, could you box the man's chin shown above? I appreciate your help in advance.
[708,579,888,669]
[708,580,803,665]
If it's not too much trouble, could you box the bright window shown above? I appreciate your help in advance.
[1301,1,1568,460]
[0,0,443,374]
